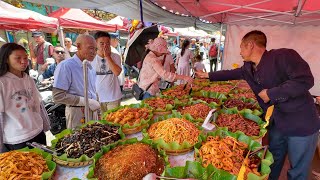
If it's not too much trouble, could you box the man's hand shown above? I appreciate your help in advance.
[258,89,270,103]
[40,63,49,72]
[195,71,209,79]
[88,99,100,111]
[103,46,111,58]
[184,76,194,84]
[316,96,320,104]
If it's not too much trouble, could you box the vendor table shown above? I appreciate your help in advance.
[52,132,194,180]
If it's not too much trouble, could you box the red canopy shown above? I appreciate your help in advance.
[48,8,117,32]
[149,0,320,25]
[0,1,58,31]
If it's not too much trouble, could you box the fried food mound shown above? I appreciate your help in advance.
[94,143,165,180]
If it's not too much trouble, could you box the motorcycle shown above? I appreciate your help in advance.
[37,78,66,135]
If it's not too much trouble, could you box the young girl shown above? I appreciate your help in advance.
[0,43,50,152]
[176,39,194,84]
[193,54,207,72]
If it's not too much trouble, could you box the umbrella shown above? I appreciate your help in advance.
[124,25,159,66]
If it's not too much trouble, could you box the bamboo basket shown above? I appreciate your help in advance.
[122,123,148,135]
[53,156,93,167]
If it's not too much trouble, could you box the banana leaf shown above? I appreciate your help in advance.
[87,137,170,180]
[164,129,274,180]
[17,147,56,180]
[51,120,125,162]
[191,90,228,107]
[193,78,211,87]
[211,109,267,140]
[222,97,263,116]
[228,90,257,101]
[143,112,203,151]
[102,103,153,129]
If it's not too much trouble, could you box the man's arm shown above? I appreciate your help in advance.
[104,46,121,76]
[105,55,121,76]
[208,68,243,81]
[52,87,81,105]
[267,49,314,104]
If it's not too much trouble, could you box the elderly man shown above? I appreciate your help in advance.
[28,31,54,71]
[64,37,77,59]
[38,46,65,81]
[196,30,320,180]
[53,34,100,129]
[91,32,122,113]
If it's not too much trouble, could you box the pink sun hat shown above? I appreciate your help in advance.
[147,37,169,54]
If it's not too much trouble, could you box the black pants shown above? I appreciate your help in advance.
[210,58,218,72]
[4,131,46,150]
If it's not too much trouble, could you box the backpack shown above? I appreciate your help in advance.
[209,44,218,57]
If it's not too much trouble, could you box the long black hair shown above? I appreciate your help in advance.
[181,39,190,56]
[0,43,28,77]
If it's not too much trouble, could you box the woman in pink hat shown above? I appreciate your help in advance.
[138,37,193,99]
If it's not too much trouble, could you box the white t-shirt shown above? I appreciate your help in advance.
[194,62,205,71]
[112,46,125,86]
[0,72,43,144]
[91,53,122,102]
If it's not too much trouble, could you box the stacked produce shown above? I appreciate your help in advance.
[147,118,200,153]
[199,136,248,175]
[177,103,212,120]
[216,113,260,136]
[105,107,150,126]
[94,143,165,180]
[144,97,175,110]
[162,84,191,99]
[0,151,49,179]
[55,122,121,158]
[223,98,257,111]
[202,84,233,94]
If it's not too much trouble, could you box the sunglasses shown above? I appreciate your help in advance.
[55,51,65,54]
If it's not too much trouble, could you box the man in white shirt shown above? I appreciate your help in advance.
[91,32,122,113]
[53,34,100,129]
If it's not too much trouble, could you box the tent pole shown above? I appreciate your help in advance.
[59,26,65,48]
[217,23,223,70]
[139,0,144,23]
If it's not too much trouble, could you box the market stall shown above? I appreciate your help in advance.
[0,79,274,180]
[48,8,117,47]
[0,1,58,31]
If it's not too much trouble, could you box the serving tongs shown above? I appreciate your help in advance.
[237,146,268,180]
[27,142,61,156]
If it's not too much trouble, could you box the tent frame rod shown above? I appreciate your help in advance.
[228,12,294,24]
[302,9,320,16]
[206,1,292,16]
[201,0,272,18]
[227,10,292,24]
[294,0,306,17]
[296,18,320,24]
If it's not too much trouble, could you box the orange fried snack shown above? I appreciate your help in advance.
[0,151,49,180]
[147,118,200,145]
[199,136,248,175]
[106,107,151,126]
